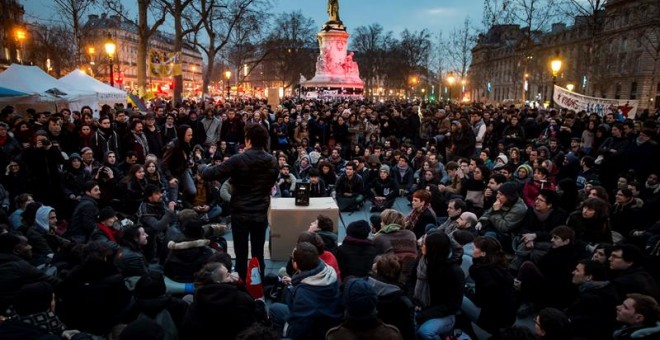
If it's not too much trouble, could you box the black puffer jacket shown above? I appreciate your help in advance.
[202,148,278,223]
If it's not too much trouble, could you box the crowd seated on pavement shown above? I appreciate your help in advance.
[0,98,659,339]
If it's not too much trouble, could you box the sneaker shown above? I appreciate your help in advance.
[207,223,229,235]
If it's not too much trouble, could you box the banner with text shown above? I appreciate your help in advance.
[553,85,638,119]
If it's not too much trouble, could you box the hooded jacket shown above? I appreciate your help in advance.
[284,261,343,340]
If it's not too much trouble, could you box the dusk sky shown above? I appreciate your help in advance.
[23,0,484,39]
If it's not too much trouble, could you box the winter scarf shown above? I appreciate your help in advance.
[404,203,433,231]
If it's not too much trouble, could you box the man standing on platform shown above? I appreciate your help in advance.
[202,124,278,280]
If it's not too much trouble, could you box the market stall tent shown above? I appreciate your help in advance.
[0,64,96,113]
[59,69,127,116]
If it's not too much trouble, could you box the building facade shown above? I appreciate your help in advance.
[81,14,203,94]
[469,0,660,110]
[0,0,26,70]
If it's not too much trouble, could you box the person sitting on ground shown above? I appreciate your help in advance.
[268,242,343,339]
[405,189,436,239]
[366,253,415,340]
[131,271,188,340]
[459,236,516,337]
[516,226,581,312]
[436,198,467,235]
[0,281,91,339]
[612,293,660,340]
[285,232,341,282]
[369,164,399,213]
[326,278,403,340]
[0,233,60,315]
[181,262,257,340]
[478,181,528,252]
[163,219,215,283]
[608,244,660,300]
[566,259,620,340]
[307,214,337,252]
[534,307,572,340]
[411,232,465,340]
[334,162,365,212]
[333,220,378,281]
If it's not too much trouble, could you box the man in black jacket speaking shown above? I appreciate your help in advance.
[202,124,278,280]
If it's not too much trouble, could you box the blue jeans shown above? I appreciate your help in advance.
[416,314,455,340]
[268,302,290,336]
[460,296,481,322]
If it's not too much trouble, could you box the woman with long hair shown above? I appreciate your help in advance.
[460,236,516,336]
[116,164,148,215]
[566,197,613,249]
[413,232,465,339]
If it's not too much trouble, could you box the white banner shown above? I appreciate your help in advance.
[553,85,638,119]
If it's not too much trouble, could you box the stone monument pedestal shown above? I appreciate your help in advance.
[301,23,364,99]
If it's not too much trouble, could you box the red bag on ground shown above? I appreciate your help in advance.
[245,257,264,300]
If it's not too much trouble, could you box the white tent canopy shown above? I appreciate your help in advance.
[59,69,127,114]
[0,64,96,109]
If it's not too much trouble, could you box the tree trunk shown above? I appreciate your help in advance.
[137,0,149,98]
[173,0,184,104]
[203,49,216,98]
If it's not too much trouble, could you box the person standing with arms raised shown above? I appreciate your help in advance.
[201,124,279,280]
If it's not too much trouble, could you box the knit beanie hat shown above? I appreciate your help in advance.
[347,220,371,240]
[496,153,509,164]
[379,164,390,173]
[344,278,378,321]
[516,164,533,177]
[498,182,519,202]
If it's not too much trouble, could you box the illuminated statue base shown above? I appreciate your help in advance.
[301,23,364,99]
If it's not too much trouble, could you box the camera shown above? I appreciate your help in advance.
[41,139,51,146]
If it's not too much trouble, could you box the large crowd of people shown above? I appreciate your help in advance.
[0,98,659,339]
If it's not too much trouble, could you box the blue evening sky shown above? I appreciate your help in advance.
[23,0,484,38]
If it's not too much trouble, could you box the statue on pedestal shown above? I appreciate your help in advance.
[327,0,340,22]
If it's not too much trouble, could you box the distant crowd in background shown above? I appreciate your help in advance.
[0,98,659,340]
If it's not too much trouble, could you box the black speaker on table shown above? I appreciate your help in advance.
[294,180,310,206]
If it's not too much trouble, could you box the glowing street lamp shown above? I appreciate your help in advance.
[225,70,232,98]
[447,73,456,102]
[550,55,562,107]
[104,34,116,87]
[88,47,96,65]
[566,83,575,92]
[15,28,26,63]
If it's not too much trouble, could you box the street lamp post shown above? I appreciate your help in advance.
[447,73,456,102]
[15,28,26,63]
[225,70,231,99]
[104,34,116,87]
[550,56,562,108]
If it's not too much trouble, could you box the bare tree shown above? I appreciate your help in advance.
[445,17,475,78]
[224,2,271,87]
[187,0,269,97]
[155,0,198,103]
[262,10,317,89]
[350,24,387,99]
[27,23,79,77]
[559,0,607,96]
[52,0,97,66]
[482,0,514,29]
[103,0,167,97]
